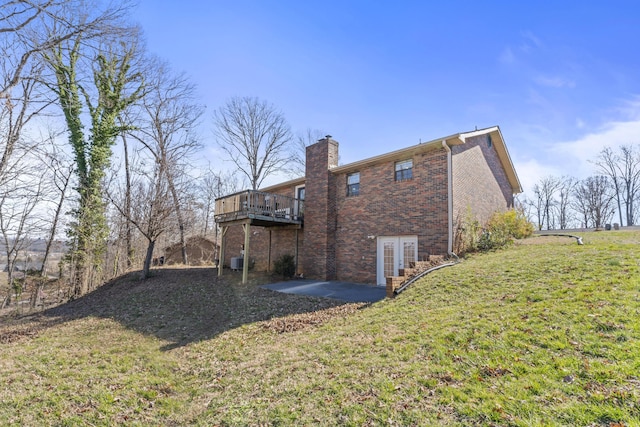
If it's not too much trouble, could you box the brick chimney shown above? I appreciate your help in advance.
[302,136,338,280]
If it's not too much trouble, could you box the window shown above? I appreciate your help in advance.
[294,185,305,218]
[347,172,360,197]
[395,159,413,181]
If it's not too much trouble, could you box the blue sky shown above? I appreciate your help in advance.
[134,1,640,194]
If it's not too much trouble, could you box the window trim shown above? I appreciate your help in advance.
[347,172,360,197]
[395,159,413,182]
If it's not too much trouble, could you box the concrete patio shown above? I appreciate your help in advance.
[261,280,386,303]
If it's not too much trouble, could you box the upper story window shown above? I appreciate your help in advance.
[395,159,413,181]
[347,172,360,197]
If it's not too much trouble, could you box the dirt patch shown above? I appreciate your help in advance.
[261,303,367,333]
[0,317,61,344]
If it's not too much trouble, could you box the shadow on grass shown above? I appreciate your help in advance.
[38,267,350,350]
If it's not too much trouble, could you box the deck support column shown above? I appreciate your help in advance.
[218,226,228,277]
[242,222,251,284]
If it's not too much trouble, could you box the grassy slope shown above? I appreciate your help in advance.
[1,232,639,426]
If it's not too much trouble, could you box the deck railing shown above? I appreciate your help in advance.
[214,190,304,224]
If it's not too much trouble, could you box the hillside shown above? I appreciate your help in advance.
[1,231,639,426]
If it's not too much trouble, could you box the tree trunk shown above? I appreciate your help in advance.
[142,239,155,279]
[613,178,624,226]
[626,188,634,226]
[29,278,45,310]
[5,260,15,307]
[167,175,188,265]
[73,264,89,298]
[122,131,134,268]
[203,201,210,236]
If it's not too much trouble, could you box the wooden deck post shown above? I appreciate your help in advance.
[242,222,250,284]
[218,226,228,277]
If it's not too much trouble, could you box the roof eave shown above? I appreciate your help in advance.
[457,126,523,194]
[259,176,306,193]
[329,136,451,174]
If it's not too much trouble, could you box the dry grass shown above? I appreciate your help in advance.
[1,267,355,349]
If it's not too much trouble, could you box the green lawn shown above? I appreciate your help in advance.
[1,231,639,426]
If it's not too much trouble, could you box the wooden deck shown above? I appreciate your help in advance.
[214,190,304,227]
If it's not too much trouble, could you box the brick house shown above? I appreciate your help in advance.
[214,126,521,285]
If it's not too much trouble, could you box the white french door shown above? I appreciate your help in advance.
[376,236,418,285]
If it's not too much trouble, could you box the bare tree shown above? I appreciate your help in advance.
[594,147,625,226]
[196,168,239,265]
[514,194,534,225]
[0,0,141,302]
[0,0,133,100]
[573,176,615,229]
[0,163,43,309]
[554,176,575,229]
[636,188,640,225]
[531,176,561,230]
[213,96,293,190]
[118,124,134,269]
[617,145,640,226]
[23,140,73,309]
[289,127,325,177]
[128,60,203,265]
[0,43,52,309]
[38,139,73,278]
[0,62,50,188]
[572,184,590,229]
[197,168,239,237]
[104,137,147,278]
[109,160,174,279]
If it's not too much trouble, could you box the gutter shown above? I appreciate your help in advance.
[395,141,459,297]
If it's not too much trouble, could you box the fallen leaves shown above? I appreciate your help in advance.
[260,303,367,333]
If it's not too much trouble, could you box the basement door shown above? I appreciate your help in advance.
[376,236,418,285]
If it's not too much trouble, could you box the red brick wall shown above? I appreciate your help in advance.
[332,146,449,283]
[451,133,514,225]
[222,225,303,272]
[301,138,338,280]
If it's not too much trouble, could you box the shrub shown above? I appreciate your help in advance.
[454,210,483,255]
[273,254,296,279]
[487,208,535,240]
[454,208,535,254]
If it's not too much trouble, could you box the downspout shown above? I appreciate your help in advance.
[393,141,460,297]
[442,140,454,255]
